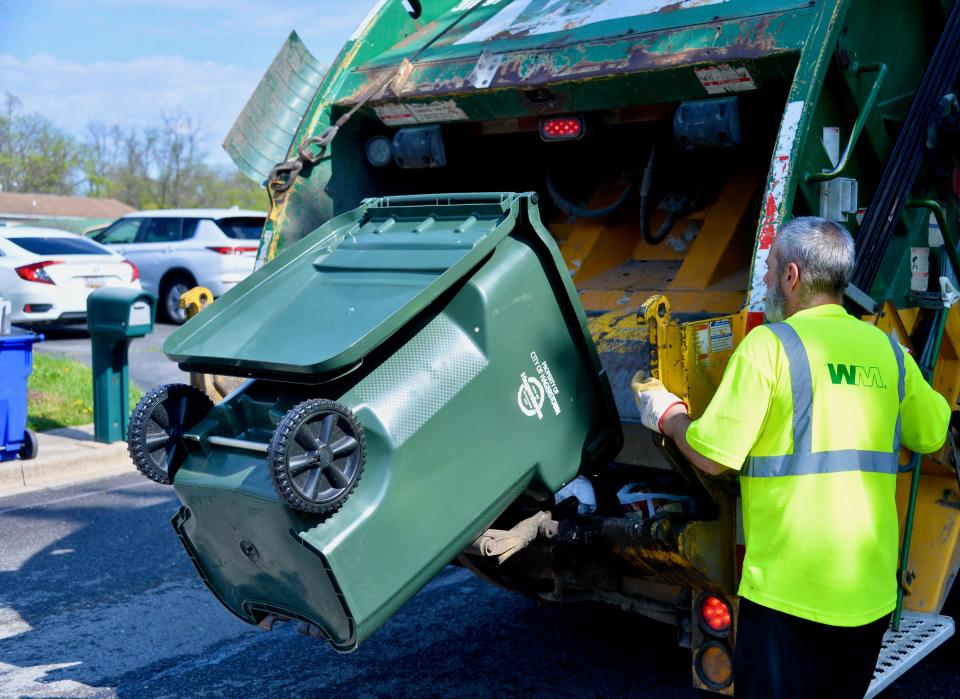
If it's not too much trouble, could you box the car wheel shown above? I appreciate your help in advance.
[161,275,194,324]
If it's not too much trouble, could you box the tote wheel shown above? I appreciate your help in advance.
[18,429,38,460]
[128,383,213,484]
[268,399,365,515]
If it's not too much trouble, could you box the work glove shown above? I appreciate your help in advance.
[632,370,688,434]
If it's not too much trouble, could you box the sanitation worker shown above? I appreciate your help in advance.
[633,216,950,699]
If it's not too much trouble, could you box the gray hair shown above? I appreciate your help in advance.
[774,217,856,299]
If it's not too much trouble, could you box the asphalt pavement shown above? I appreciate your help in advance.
[0,473,958,698]
[33,321,186,393]
[0,473,702,698]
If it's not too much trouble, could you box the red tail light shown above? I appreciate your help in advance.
[207,246,258,255]
[15,260,63,284]
[700,595,732,633]
[540,115,584,141]
[124,259,140,282]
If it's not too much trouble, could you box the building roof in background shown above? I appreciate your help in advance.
[0,192,135,219]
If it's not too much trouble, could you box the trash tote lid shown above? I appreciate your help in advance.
[163,193,524,378]
[0,327,42,349]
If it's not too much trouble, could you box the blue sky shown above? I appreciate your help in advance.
[0,0,375,166]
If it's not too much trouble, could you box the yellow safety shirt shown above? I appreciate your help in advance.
[686,304,950,626]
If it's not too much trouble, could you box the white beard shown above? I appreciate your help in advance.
[764,280,786,323]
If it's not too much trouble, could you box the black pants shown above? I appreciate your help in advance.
[734,598,889,699]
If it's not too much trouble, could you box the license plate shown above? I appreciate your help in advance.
[84,276,110,289]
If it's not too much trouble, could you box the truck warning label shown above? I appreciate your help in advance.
[374,100,468,126]
[694,64,757,94]
[709,319,733,352]
[518,351,562,419]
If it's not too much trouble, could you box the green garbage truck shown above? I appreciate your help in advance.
[128,1,960,694]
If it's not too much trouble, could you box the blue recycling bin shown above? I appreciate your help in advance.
[0,329,43,462]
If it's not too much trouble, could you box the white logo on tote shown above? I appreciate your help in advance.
[517,351,562,419]
[518,373,546,418]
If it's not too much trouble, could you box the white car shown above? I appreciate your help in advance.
[92,209,266,324]
[0,226,141,326]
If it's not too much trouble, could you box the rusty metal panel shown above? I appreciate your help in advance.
[364,0,814,67]
[896,474,960,615]
[743,0,850,329]
[344,13,811,109]
[588,311,650,423]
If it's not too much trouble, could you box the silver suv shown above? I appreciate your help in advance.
[94,208,266,323]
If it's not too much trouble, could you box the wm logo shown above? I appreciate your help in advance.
[827,363,886,388]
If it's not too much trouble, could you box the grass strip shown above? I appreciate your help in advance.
[27,354,143,432]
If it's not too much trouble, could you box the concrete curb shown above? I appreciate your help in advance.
[0,424,136,494]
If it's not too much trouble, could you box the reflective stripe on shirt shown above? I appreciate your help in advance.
[743,322,906,479]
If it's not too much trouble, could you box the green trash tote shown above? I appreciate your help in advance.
[167,193,622,650]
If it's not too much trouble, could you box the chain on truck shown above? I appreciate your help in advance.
[126,1,960,694]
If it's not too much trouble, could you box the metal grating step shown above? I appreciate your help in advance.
[865,612,955,698]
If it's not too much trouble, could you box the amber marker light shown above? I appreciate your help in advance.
[695,641,734,690]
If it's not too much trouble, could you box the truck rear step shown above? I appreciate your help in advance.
[865,612,955,698]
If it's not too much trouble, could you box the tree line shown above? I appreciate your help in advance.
[0,92,266,211]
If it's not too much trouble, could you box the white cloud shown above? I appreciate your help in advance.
[50,0,371,61]
[0,52,262,166]
[0,2,374,168]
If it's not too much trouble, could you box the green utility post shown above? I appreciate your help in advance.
[87,288,156,443]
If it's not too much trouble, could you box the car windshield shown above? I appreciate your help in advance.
[96,218,142,244]
[216,217,265,240]
[7,236,111,255]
